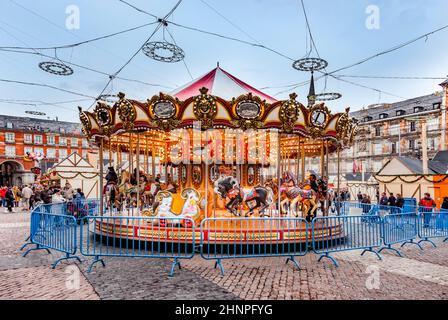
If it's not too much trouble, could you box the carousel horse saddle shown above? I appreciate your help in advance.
[286,187,301,199]
[301,189,314,199]
[245,189,259,201]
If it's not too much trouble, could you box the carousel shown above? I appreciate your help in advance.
[78,65,357,245]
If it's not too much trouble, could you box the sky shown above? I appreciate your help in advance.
[0,0,447,122]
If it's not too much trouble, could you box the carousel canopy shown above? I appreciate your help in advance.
[78,66,358,156]
[170,65,277,103]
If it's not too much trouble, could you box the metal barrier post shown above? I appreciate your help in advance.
[22,210,81,268]
[312,215,383,267]
[200,217,308,275]
[80,216,195,277]
[378,212,420,257]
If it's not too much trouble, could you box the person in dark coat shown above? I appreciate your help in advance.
[5,187,14,212]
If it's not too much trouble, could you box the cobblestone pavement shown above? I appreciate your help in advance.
[2,210,448,300]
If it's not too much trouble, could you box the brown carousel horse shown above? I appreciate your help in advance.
[264,179,318,220]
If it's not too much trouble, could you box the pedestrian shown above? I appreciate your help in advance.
[361,194,371,214]
[418,193,436,228]
[12,186,21,208]
[62,182,75,201]
[5,187,14,213]
[0,187,6,208]
[388,193,396,207]
[357,191,363,203]
[21,184,33,212]
[395,194,404,209]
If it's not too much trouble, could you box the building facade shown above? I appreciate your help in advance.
[0,115,93,186]
[343,80,448,176]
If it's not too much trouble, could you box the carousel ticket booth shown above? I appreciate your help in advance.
[78,67,357,245]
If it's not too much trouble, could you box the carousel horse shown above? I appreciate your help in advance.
[214,176,274,217]
[145,188,202,227]
[104,167,120,210]
[299,184,319,221]
[316,179,335,216]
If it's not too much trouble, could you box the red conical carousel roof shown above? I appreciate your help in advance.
[170,65,277,103]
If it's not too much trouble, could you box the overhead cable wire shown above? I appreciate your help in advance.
[0,78,97,99]
[0,21,158,50]
[118,0,159,19]
[165,26,193,79]
[0,48,174,89]
[199,0,261,44]
[88,0,184,110]
[323,23,448,77]
[332,75,447,80]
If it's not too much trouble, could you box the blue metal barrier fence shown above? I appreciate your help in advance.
[23,209,81,268]
[79,215,196,276]
[200,217,309,275]
[379,213,420,257]
[312,215,383,267]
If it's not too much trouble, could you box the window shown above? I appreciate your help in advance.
[396,110,406,116]
[34,135,42,144]
[433,103,441,110]
[59,137,67,146]
[82,139,89,148]
[46,148,56,159]
[71,138,78,147]
[379,113,388,119]
[5,146,16,157]
[59,128,66,134]
[24,147,33,155]
[59,149,67,159]
[5,132,15,142]
[409,140,415,150]
[391,142,397,154]
[47,135,55,145]
[375,127,381,137]
[374,144,382,155]
[410,121,416,132]
[6,122,13,129]
[24,134,32,144]
[414,106,424,113]
[34,148,44,156]
[427,118,439,131]
[389,123,400,136]
[363,116,373,122]
[82,150,88,159]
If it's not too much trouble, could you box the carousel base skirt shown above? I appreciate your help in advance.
[89,212,345,249]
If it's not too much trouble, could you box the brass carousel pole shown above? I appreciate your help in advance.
[337,146,341,196]
[277,131,281,215]
[320,140,325,177]
[136,132,140,214]
[129,133,133,174]
[325,140,329,178]
[99,138,104,216]
[151,143,156,177]
[301,141,305,182]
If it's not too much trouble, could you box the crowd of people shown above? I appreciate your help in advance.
[0,182,85,213]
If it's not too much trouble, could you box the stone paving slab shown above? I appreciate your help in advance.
[0,265,99,300]
[82,257,239,300]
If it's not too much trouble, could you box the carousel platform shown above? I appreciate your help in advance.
[88,211,345,248]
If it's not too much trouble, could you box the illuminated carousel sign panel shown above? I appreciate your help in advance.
[236,101,261,119]
[153,101,176,119]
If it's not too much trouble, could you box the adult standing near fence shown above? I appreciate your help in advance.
[395,194,404,209]
[418,193,436,228]
[5,187,14,213]
[62,182,75,201]
[357,191,363,203]
[21,185,33,212]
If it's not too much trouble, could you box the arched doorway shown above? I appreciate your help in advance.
[0,161,24,187]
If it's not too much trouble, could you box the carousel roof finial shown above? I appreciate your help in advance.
[199,87,209,95]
